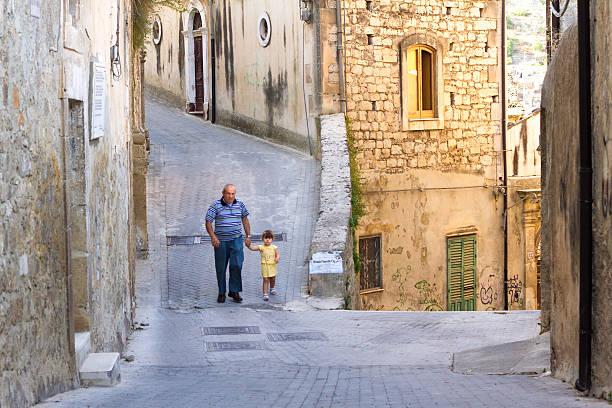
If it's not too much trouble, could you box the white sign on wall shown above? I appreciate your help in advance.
[309,251,343,275]
[30,0,40,18]
[90,62,106,140]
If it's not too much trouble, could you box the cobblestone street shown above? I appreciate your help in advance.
[38,100,608,408]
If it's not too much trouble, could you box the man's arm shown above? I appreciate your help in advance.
[242,217,251,248]
[205,220,220,248]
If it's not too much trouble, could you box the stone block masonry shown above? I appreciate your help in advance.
[0,0,137,406]
[341,0,501,175]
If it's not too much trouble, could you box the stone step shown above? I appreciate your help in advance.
[79,352,121,387]
[74,332,91,371]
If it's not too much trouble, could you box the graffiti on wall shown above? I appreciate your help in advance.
[414,280,443,311]
[391,266,411,311]
[508,275,523,306]
[479,282,498,306]
[361,298,385,311]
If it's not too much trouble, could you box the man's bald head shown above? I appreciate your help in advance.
[222,184,236,204]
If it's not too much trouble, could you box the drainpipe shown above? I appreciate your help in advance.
[576,0,593,393]
[336,0,345,112]
[209,0,216,123]
[501,0,509,310]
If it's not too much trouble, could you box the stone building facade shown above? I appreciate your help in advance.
[342,1,506,311]
[0,1,139,405]
[143,0,320,153]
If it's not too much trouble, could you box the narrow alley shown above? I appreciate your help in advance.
[38,100,607,408]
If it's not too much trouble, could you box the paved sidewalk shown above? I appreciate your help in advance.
[38,100,608,408]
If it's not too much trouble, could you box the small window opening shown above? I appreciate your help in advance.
[450,92,455,106]
[445,7,452,15]
[372,101,377,111]
[485,41,490,53]
[479,7,484,17]
[492,95,499,103]
[366,1,373,11]
[367,34,374,45]
[257,12,272,47]
[193,12,202,30]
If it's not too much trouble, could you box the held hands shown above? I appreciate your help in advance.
[245,237,252,248]
[211,235,220,248]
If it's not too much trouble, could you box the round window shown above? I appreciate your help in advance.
[257,12,271,47]
[152,16,162,45]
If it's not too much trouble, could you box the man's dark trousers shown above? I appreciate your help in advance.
[214,236,244,295]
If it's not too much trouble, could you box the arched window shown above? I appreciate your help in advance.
[193,11,202,30]
[403,44,435,119]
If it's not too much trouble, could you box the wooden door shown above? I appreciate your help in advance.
[194,36,204,112]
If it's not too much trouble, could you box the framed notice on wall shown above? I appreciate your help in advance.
[89,62,106,140]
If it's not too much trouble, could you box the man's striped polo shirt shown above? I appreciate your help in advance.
[205,198,249,241]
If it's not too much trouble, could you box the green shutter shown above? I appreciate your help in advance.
[447,235,477,311]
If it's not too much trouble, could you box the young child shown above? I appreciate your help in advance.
[247,230,280,301]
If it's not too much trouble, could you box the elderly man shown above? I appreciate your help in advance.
[205,184,251,303]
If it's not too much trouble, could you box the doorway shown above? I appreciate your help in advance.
[185,7,209,117]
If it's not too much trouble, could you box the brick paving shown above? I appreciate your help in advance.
[38,100,608,408]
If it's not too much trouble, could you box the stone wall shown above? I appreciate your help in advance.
[308,114,359,309]
[340,0,504,311]
[343,0,501,174]
[0,0,136,405]
[0,2,74,405]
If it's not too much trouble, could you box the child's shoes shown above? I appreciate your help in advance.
[270,288,277,295]
[263,293,269,301]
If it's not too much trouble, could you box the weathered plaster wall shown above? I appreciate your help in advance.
[0,0,135,405]
[540,24,580,390]
[506,177,540,311]
[213,0,315,152]
[144,3,190,108]
[343,0,504,311]
[542,15,612,396]
[357,171,504,311]
[506,111,541,177]
[589,0,612,397]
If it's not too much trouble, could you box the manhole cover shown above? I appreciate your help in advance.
[202,326,261,335]
[205,341,266,352]
[266,332,327,342]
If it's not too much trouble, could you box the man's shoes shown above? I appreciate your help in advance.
[228,291,243,303]
[217,294,226,303]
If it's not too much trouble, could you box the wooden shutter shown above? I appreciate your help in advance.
[359,236,381,290]
[447,235,477,311]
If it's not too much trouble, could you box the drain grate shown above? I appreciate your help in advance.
[167,232,286,246]
[266,332,327,342]
[205,341,266,352]
[202,326,261,335]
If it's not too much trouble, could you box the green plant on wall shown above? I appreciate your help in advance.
[345,117,366,275]
[132,0,185,51]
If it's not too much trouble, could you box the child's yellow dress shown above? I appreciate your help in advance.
[258,244,278,277]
